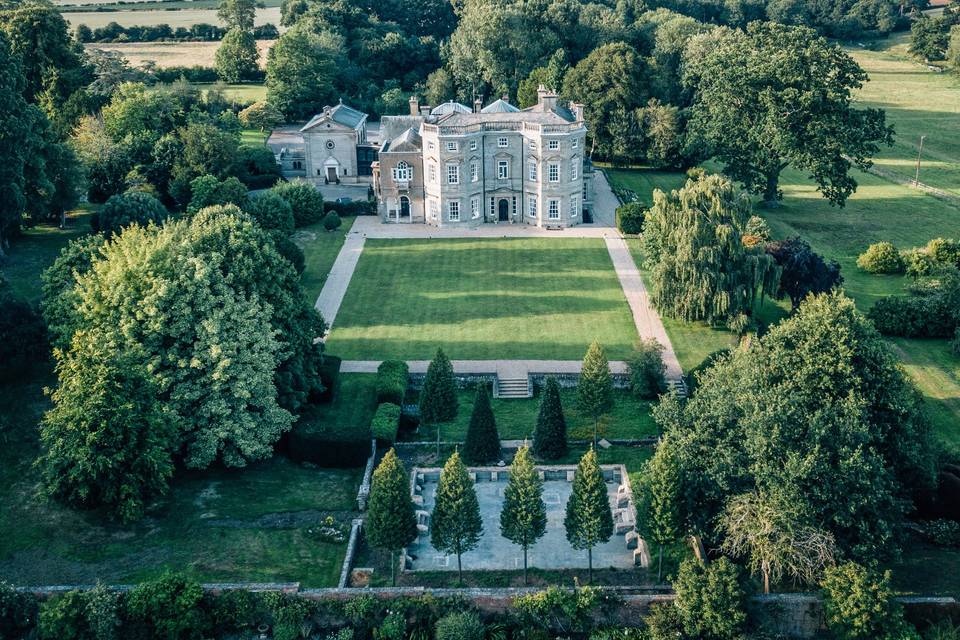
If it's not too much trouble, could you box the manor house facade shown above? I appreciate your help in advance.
[372,87,593,228]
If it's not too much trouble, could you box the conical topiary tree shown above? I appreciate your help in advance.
[500,446,547,584]
[365,448,418,585]
[532,377,567,460]
[462,384,501,464]
[419,348,458,455]
[577,341,614,447]
[564,447,614,583]
[430,451,482,585]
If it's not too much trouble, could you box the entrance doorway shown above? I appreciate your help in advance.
[399,196,410,219]
[326,166,338,181]
[498,198,509,222]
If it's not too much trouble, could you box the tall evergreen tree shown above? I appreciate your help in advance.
[577,341,614,447]
[564,448,613,583]
[532,377,567,460]
[431,452,482,584]
[462,384,501,465]
[637,439,682,583]
[500,446,547,584]
[419,347,458,455]
[365,448,418,586]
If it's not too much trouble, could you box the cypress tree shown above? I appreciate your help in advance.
[500,446,547,584]
[577,341,614,447]
[365,448,418,585]
[430,452,482,585]
[532,377,567,460]
[638,439,682,583]
[564,447,614,583]
[462,384,501,465]
[419,348,458,455]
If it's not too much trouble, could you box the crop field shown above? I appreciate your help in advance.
[63,5,280,28]
[86,39,273,68]
[56,0,280,9]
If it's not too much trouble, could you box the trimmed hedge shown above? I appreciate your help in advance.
[284,374,375,467]
[376,360,409,405]
[324,200,376,216]
[615,202,646,235]
[315,355,342,404]
[371,403,402,444]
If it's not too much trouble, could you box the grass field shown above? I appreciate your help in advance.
[64,6,280,28]
[57,0,281,10]
[87,40,272,68]
[403,386,658,443]
[297,216,356,305]
[325,238,640,361]
[846,34,960,197]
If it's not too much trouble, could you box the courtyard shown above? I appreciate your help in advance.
[324,237,641,360]
[405,466,639,572]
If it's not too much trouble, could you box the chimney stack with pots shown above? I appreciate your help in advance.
[409,95,419,117]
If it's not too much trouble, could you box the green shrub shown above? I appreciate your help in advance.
[867,296,930,337]
[261,592,313,640]
[744,215,771,240]
[245,191,295,234]
[953,326,960,356]
[376,360,409,405]
[93,190,170,237]
[821,562,920,640]
[628,338,667,400]
[271,231,305,274]
[1,582,38,640]
[927,237,960,267]
[902,247,936,280]
[123,572,208,640]
[209,589,258,634]
[316,355,342,404]
[920,519,960,547]
[857,242,905,274]
[615,202,646,235]
[673,557,748,640]
[324,199,376,216]
[373,610,406,640]
[272,179,325,227]
[371,403,402,444]
[435,611,485,640]
[323,211,342,231]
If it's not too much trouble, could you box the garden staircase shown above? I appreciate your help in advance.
[666,377,688,399]
[495,377,531,399]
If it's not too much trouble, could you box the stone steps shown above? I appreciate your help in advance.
[495,378,531,399]
[667,377,688,399]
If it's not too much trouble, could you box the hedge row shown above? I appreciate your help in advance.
[376,360,408,405]
[615,202,646,235]
[868,294,958,339]
[324,199,377,217]
[371,402,402,444]
[76,22,279,43]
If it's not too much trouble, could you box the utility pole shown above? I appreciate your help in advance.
[914,135,926,187]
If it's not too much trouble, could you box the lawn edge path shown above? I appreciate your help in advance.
[315,234,365,331]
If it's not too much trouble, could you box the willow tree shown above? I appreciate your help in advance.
[640,173,779,325]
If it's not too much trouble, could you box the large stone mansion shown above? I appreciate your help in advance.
[280,88,594,228]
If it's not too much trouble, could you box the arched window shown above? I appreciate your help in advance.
[392,161,413,182]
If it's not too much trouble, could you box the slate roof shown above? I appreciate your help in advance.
[480,98,520,113]
[300,101,367,132]
[431,101,472,115]
[380,127,422,153]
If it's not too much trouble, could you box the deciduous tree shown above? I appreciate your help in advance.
[239,100,284,133]
[265,22,341,119]
[93,190,169,237]
[500,446,546,583]
[564,448,613,582]
[365,448,418,585]
[766,236,843,310]
[215,28,261,83]
[431,452,482,584]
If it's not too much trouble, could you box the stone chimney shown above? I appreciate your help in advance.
[570,101,585,123]
[537,84,557,112]
[474,96,482,113]
[409,95,419,117]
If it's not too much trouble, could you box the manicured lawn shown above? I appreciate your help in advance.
[297,373,378,443]
[2,207,94,304]
[297,215,355,305]
[326,238,640,360]
[241,127,269,146]
[404,387,657,443]
[846,34,960,197]
[601,165,689,203]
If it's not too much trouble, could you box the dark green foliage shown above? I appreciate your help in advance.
[640,173,779,324]
[244,191,295,234]
[857,241,905,274]
[564,448,614,580]
[93,190,169,237]
[272,179,324,227]
[577,341,614,445]
[0,581,39,640]
[628,338,668,400]
[435,611,485,640]
[615,202,646,235]
[365,448,418,580]
[376,360,409,405]
[766,236,843,310]
[431,452,482,582]
[41,234,106,352]
[234,145,282,189]
[500,446,546,581]
[419,348,458,424]
[187,175,248,213]
[684,348,730,397]
[322,211,342,231]
[532,377,568,460]
[208,590,257,635]
[270,230,305,274]
[684,22,892,206]
[259,592,313,640]
[123,572,209,640]
[265,23,340,118]
[38,584,120,640]
[672,558,748,640]
[37,335,175,523]
[0,278,47,378]
[635,437,682,582]
[324,199,376,216]
[821,562,920,640]
[462,384,501,464]
[868,267,960,338]
[371,403,402,444]
[215,28,260,83]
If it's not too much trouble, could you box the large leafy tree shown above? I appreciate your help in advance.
[41,234,106,351]
[365,448,418,586]
[765,236,843,310]
[532,377,567,460]
[265,21,341,118]
[217,0,257,31]
[650,292,935,560]
[577,341,614,447]
[639,172,780,325]
[92,190,169,237]
[430,452,482,584]
[37,333,176,523]
[462,384,501,465]
[683,22,893,206]
[500,446,546,584]
[564,448,614,583]
[215,29,261,83]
